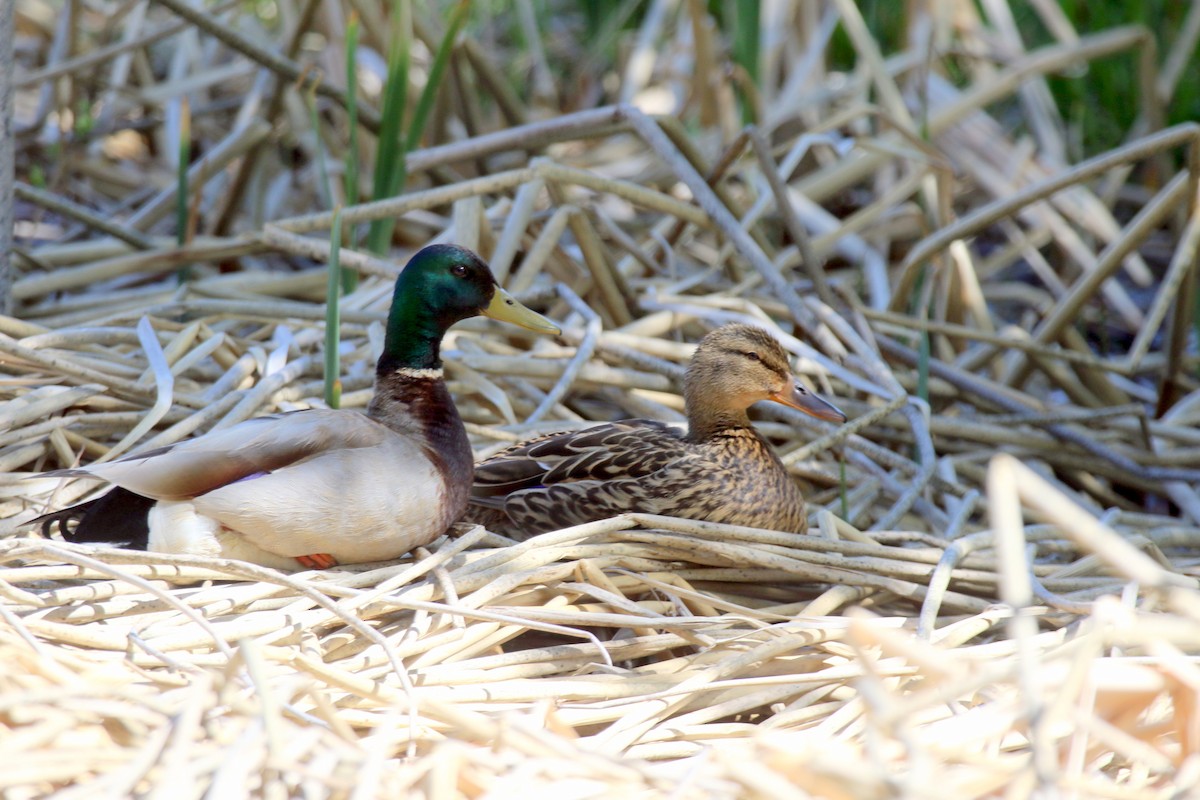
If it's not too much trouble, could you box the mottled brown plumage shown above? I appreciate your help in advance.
[470,324,846,537]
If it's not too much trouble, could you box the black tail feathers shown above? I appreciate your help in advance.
[31,487,153,551]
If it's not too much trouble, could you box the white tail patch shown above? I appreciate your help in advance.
[148,502,222,557]
[147,501,303,570]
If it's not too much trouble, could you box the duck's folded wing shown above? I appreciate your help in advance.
[191,434,446,561]
[472,420,686,496]
[498,451,712,531]
[47,410,388,501]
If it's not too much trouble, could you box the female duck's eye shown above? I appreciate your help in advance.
[744,351,761,363]
[451,264,468,277]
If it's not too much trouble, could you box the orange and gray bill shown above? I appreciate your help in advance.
[770,380,846,423]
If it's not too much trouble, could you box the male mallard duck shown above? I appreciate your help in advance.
[469,323,845,536]
[33,244,560,570]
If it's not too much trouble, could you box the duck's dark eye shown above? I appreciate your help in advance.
[743,351,761,363]
[451,264,468,277]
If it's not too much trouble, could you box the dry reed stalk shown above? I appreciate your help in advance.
[4,0,1200,796]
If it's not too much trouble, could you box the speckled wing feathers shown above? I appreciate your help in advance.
[472,420,688,494]
[470,423,811,537]
[500,474,663,531]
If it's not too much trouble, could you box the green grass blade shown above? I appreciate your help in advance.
[175,96,193,282]
[1194,280,1200,381]
[917,329,930,411]
[578,0,640,69]
[325,206,345,409]
[911,262,930,408]
[366,0,468,255]
[404,0,470,153]
[725,0,759,124]
[342,11,362,293]
[304,74,335,212]
[839,453,848,520]
[367,0,413,255]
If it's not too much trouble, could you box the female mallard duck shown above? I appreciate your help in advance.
[469,323,845,537]
[34,244,559,570]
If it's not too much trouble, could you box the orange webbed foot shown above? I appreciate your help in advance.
[296,553,338,569]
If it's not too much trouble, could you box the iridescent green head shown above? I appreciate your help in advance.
[380,244,559,372]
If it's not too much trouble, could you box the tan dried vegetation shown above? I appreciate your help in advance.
[3,1,1200,797]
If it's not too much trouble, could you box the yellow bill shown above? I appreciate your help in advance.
[483,286,561,334]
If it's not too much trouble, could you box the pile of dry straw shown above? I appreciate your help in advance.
[4,1,1200,796]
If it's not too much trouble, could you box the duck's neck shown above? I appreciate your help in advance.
[378,308,447,373]
[685,405,754,442]
[370,300,460,434]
